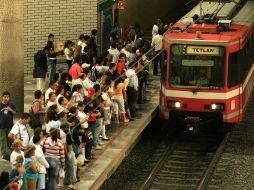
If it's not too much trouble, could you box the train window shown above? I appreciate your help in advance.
[161,49,167,84]
[228,51,240,87]
[169,44,225,89]
[228,38,254,88]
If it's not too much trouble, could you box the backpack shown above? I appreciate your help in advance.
[33,50,46,78]
[28,100,41,129]
[34,51,40,68]
[90,66,98,82]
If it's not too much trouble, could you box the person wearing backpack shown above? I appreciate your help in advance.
[34,46,50,92]
[29,90,46,130]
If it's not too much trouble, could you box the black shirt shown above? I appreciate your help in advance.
[46,41,55,58]
[0,102,16,129]
[83,96,104,118]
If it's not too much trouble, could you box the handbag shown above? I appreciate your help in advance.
[84,128,93,143]
[29,101,41,129]
[2,148,12,161]
[33,67,46,78]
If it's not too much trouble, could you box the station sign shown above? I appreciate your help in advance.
[187,46,219,55]
[117,1,125,9]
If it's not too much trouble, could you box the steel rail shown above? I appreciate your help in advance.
[139,138,177,190]
[196,132,230,190]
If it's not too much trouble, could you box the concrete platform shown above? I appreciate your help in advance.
[0,75,160,190]
[77,86,159,189]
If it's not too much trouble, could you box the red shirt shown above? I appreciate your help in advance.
[69,63,82,80]
[116,61,126,75]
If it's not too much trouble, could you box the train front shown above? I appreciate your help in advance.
[160,36,236,133]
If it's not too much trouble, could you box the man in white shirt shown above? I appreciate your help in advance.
[126,61,139,118]
[152,19,162,37]
[151,28,163,75]
[8,113,31,150]
[108,42,120,64]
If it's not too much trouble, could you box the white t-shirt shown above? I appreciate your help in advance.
[45,120,61,134]
[34,144,49,174]
[45,88,55,102]
[78,110,88,129]
[83,78,94,96]
[46,100,56,109]
[10,122,30,149]
[102,92,111,110]
[56,94,64,107]
[152,24,159,37]
[108,48,120,64]
[77,40,87,52]
[151,34,163,51]
[64,48,74,60]
[10,150,24,168]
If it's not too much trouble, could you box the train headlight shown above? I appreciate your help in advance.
[205,103,225,111]
[211,104,217,110]
[168,100,186,109]
[175,102,181,108]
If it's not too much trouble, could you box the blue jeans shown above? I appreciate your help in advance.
[37,173,45,190]
[49,59,56,82]
[46,157,60,190]
[90,118,102,148]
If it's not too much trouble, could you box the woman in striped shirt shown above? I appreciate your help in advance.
[41,127,65,190]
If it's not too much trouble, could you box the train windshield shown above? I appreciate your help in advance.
[170,45,225,89]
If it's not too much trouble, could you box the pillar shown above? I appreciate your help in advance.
[0,0,24,113]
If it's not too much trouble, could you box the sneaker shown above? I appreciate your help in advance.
[99,134,103,138]
[102,137,110,141]
[95,145,102,150]
[67,184,77,190]
[98,142,105,145]
[57,183,63,188]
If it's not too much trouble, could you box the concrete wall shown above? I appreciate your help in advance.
[23,0,98,75]
[0,0,24,113]
[118,0,186,33]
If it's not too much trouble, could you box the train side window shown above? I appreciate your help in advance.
[228,52,240,88]
[161,49,167,84]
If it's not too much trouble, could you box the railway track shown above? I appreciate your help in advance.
[136,130,228,190]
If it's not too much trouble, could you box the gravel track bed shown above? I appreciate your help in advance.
[99,119,168,190]
[100,118,224,190]
[207,98,254,190]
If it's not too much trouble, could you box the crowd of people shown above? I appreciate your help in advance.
[0,20,165,190]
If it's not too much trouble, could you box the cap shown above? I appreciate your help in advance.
[87,87,95,98]
[82,63,90,69]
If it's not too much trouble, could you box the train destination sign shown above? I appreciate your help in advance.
[187,46,219,55]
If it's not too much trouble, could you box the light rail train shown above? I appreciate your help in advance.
[159,0,254,132]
